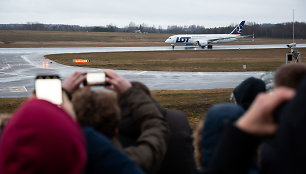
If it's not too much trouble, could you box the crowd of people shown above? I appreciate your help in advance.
[0,63,306,174]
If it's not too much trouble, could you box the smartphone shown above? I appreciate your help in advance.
[83,72,109,86]
[35,75,63,105]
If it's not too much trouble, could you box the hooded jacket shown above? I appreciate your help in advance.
[118,83,196,174]
[117,86,170,174]
[0,99,86,174]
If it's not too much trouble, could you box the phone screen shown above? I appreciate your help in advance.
[35,77,63,105]
[86,72,106,85]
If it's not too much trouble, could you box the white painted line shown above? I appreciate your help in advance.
[137,71,148,75]
[9,86,28,93]
[21,55,35,66]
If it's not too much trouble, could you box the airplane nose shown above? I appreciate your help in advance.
[165,38,172,43]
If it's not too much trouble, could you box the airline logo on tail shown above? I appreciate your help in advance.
[230,21,245,35]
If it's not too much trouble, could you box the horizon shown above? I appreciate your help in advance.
[0,0,305,29]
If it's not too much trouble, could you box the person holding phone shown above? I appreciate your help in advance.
[63,70,146,174]
[69,70,170,174]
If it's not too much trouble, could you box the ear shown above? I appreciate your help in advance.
[114,128,119,137]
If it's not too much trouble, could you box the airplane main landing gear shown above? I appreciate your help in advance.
[208,45,213,49]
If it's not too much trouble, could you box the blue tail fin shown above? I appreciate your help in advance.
[230,21,245,35]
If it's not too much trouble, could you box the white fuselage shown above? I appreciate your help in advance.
[165,34,241,46]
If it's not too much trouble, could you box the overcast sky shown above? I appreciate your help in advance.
[0,0,305,28]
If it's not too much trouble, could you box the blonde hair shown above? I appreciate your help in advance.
[193,119,204,169]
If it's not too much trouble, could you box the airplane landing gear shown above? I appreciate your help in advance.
[208,45,213,49]
[171,44,175,49]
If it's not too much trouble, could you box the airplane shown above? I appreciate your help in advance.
[165,21,247,49]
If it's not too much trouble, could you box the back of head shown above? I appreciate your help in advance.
[73,88,120,139]
[274,63,306,89]
[233,77,266,110]
[0,99,86,174]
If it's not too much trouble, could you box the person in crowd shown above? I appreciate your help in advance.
[118,82,198,174]
[195,77,265,173]
[0,95,87,174]
[205,84,296,174]
[194,104,245,173]
[259,63,306,173]
[230,77,266,110]
[68,70,168,174]
[274,63,306,89]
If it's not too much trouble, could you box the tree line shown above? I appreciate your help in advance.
[0,22,305,39]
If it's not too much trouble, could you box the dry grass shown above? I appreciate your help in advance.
[45,48,306,72]
[0,98,27,113]
[0,30,305,48]
[0,89,232,129]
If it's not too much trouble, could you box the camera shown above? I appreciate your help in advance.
[83,72,110,86]
[35,75,63,105]
[286,43,296,48]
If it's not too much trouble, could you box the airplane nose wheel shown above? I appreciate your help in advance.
[171,45,175,49]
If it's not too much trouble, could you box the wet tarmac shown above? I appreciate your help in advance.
[1,44,304,97]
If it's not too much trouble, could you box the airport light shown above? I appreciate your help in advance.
[73,59,90,63]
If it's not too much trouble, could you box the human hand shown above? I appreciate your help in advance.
[104,70,132,95]
[62,71,87,94]
[60,91,76,121]
[236,87,295,136]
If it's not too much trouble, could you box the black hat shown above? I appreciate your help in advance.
[233,77,266,110]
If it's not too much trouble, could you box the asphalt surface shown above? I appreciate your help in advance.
[1,44,305,98]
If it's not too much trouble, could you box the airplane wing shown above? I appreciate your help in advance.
[196,36,237,46]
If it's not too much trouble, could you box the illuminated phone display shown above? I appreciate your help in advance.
[35,76,62,105]
[86,73,106,85]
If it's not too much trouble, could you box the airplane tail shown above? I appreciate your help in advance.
[230,21,245,35]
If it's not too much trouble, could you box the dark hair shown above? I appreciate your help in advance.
[274,64,306,89]
[72,88,120,138]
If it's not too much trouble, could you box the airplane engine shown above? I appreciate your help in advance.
[196,40,208,48]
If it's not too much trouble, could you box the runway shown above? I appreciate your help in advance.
[1,43,305,97]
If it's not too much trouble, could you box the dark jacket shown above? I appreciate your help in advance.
[83,126,144,174]
[118,85,197,174]
[116,86,170,174]
[201,104,245,173]
[206,76,306,174]
[205,123,260,174]
[158,109,198,174]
